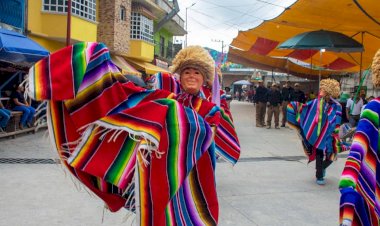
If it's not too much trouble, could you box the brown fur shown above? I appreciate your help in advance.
[170,46,215,85]
[372,49,380,88]
[320,78,340,98]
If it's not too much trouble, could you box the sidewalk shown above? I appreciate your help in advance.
[0,100,345,226]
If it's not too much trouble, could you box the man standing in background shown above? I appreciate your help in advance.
[266,83,282,129]
[346,93,363,127]
[293,83,306,103]
[280,81,294,127]
[254,80,268,127]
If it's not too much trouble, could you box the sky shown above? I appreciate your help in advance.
[176,0,297,53]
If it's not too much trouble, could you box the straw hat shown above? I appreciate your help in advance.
[372,49,380,88]
[170,45,215,85]
[320,78,340,98]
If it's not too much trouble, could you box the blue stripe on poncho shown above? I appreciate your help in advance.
[287,97,346,161]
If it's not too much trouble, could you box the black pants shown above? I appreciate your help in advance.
[315,151,333,179]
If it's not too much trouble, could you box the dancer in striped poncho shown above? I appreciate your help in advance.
[287,79,348,185]
[339,49,380,226]
[147,70,239,164]
[27,42,240,225]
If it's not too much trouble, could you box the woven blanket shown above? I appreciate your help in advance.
[339,98,380,226]
[148,72,240,164]
[287,98,348,162]
[29,42,223,225]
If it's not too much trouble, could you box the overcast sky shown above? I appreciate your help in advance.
[176,0,297,52]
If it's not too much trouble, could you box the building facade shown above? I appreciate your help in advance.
[27,0,99,52]
[97,0,132,55]
[0,0,25,33]
[3,0,185,75]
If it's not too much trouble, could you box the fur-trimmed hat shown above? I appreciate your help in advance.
[372,49,380,88]
[320,78,340,98]
[170,45,215,85]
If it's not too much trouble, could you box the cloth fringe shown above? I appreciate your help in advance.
[79,122,163,165]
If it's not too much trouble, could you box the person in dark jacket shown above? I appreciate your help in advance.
[292,83,306,103]
[10,83,36,129]
[254,80,268,127]
[280,81,294,127]
[266,83,282,129]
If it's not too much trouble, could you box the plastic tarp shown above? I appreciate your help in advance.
[0,28,49,66]
[228,0,380,77]
[111,55,141,76]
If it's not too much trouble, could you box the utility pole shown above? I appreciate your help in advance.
[66,0,72,46]
[185,3,196,47]
[211,39,225,53]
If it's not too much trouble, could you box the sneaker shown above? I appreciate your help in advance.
[281,124,286,127]
[266,126,271,129]
[316,178,326,185]
[26,122,32,128]
[19,123,24,130]
[275,126,280,129]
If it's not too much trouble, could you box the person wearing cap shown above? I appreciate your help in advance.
[253,80,268,127]
[292,83,306,103]
[280,81,294,127]
[339,49,380,225]
[346,91,364,127]
[266,83,282,129]
[287,78,348,185]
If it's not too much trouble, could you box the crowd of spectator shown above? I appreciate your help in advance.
[253,81,309,129]
[245,80,372,131]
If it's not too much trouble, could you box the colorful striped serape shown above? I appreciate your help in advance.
[148,72,241,164]
[28,42,225,225]
[339,98,380,226]
[287,97,348,162]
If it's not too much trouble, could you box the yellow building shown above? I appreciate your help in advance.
[26,0,184,76]
[27,0,98,52]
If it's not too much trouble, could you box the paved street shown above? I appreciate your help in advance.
[0,100,346,226]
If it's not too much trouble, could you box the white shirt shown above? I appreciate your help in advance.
[346,98,363,115]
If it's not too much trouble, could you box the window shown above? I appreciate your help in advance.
[42,0,96,22]
[120,6,126,21]
[130,12,153,43]
[159,36,165,57]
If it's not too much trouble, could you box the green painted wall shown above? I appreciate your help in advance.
[154,26,173,57]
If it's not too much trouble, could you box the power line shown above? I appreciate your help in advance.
[196,0,264,20]
[196,0,288,21]
[256,0,288,9]
[189,3,267,31]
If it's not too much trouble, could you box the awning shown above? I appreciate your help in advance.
[228,0,380,77]
[125,58,169,75]
[0,28,49,66]
[228,48,334,79]
[110,55,141,76]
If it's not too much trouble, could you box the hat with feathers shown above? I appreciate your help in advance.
[170,45,215,85]
[372,49,380,88]
[320,78,340,98]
